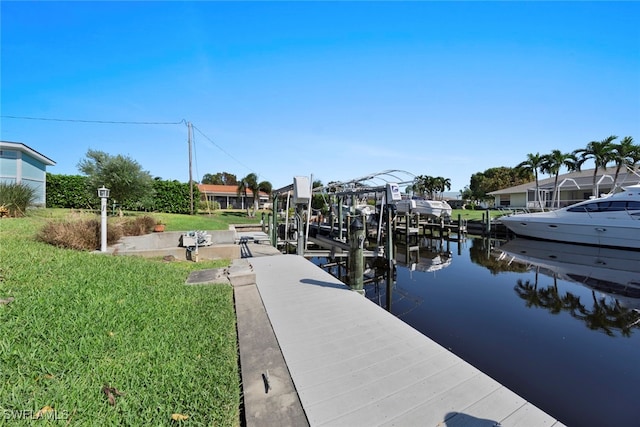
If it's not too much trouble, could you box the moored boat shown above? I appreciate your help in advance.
[394,197,453,219]
[498,184,640,249]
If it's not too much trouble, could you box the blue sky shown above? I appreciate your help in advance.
[2,1,639,194]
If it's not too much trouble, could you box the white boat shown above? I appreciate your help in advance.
[494,239,640,310]
[499,184,640,249]
[394,198,453,219]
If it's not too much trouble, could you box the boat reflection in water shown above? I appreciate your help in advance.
[394,237,453,273]
[493,238,640,333]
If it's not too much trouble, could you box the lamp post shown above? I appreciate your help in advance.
[98,186,110,252]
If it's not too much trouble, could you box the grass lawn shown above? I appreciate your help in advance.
[0,209,261,425]
[451,208,502,222]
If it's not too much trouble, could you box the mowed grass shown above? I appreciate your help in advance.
[0,210,260,425]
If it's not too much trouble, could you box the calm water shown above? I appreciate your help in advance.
[313,236,640,427]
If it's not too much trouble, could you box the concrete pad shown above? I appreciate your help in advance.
[185,268,229,285]
[228,259,256,287]
[234,282,308,427]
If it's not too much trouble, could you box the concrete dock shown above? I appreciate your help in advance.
[234,254,566,427]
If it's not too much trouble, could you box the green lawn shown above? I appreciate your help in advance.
[450,208,498,222]
[0,209,261,426]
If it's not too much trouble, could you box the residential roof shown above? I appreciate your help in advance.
[0,141,56,166]
[198,184,268,197]
[488,166,640,195]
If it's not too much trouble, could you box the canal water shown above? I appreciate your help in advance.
[312,236,640,427]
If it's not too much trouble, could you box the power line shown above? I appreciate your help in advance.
[1,115,185,125]
[191,124,260,178]
[3,113,268,182]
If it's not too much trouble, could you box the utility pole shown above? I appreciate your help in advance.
[188,121,194,215]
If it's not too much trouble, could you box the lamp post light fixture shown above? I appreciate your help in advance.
[98,186,110,252]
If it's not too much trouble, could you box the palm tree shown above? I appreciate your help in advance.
[236,173,260,216]
[540,150,577,208]
[236,179,249,213]
[573,135,617,196]
[258,180,273,210]
[413,175,427,197]
[436,177,451,200]
[610,136,639,189]
[516,153,545,209]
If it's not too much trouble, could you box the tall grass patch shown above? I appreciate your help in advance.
[0,182,37,217]
[35,215,159,250]
[0,216,240,425]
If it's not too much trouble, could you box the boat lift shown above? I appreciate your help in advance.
[269,170,416,256]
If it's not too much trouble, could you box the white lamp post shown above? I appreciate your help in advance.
[98,186,110,252]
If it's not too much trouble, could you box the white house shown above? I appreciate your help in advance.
[0,141,56,206]
[488,166,640,209]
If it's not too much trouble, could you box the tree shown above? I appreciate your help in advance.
[413,175,452,200]
[540,150,577,208]
[201,172,237,186]
[433,176,451,200]
[77,149,153,210]
[467,167,532,204]
[573,135,617,196]
[237,173,260,216]
[516,153,545,209]
[610,136,639,189]
[258,180,273,196]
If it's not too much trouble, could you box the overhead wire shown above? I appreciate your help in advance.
[1,115,186,126]
[2,114,270,184]
[190,123,261,180]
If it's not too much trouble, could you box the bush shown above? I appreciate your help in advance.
[36,215,158,250]
[46,174,94,209]
[0,182,37,217]
[120,215,157,236]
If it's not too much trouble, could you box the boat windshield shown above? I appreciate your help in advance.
[567,200,640,213]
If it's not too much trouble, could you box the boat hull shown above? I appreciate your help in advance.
[500,213,640,249]
[395,199,452,219]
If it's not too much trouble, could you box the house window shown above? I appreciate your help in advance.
[0,150,18,159]
[499,195,510,207]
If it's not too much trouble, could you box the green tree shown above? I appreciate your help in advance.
[258,180,272,196]
[540,150,577,208]
[237,173,260,216]
[574,135,617,196]
[516,153,545,209]
[433,176,451,200]
[610,136,639,189]
[467,167,532,204]
[201,172,237,185]
[77,149,153,210]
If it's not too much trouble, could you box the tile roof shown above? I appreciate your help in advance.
[198,184,267,197]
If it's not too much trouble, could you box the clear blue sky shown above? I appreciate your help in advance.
[2,1,639,194]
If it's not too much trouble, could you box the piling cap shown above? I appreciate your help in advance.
[350,217,364,231]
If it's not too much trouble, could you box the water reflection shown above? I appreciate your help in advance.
[395,237,453,273]
[492,238,640,337]
[310,236,640,426]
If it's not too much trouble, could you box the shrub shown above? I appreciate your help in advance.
[119,215,157,236]
[0,182,37,217]
[36,215,158,250]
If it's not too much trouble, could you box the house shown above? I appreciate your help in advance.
[488,166,640,209]
[198,184,269,210]
[0,141,56,206]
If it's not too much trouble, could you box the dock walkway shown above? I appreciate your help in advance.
[241,254,565,427]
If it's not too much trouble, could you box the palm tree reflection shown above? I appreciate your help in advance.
[514,279,640,337]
